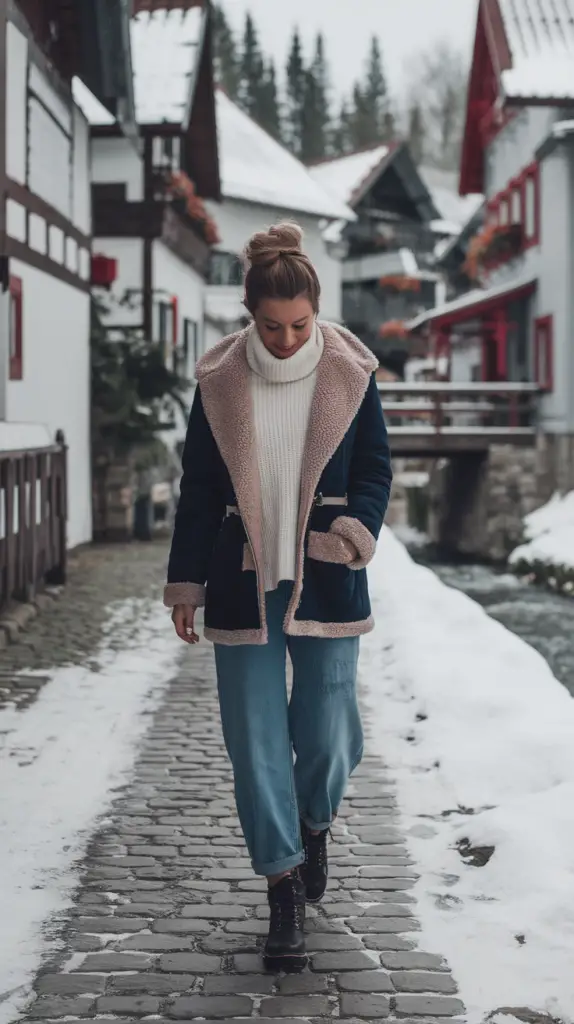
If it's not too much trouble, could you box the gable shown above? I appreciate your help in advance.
[460,0,574,195]
[310,144,439,223]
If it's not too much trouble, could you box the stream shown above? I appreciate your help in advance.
[415,553,574,699]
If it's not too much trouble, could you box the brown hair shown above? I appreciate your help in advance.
[243,222,321,315]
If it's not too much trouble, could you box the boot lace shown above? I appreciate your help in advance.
[304,827,331,869]
[269,876,304,930]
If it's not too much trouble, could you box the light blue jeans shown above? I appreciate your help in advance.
[214,582,363,876]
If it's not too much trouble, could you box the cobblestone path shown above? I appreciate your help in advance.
[14,600,465,1023]
[0,539,169,709]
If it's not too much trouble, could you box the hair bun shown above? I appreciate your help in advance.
[244,222,304,268]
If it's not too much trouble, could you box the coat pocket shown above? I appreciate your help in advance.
[307,530,357,566]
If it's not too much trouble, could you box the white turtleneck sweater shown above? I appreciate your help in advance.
[246,322,324,593]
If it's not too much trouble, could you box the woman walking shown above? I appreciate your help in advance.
[164,223,392,970]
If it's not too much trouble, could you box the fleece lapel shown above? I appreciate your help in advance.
[198,329,267,635]
[284,321,376,630]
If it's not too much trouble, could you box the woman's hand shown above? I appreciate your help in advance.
[172,604,200,645]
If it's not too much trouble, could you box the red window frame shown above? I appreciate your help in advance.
[509,178,522,226]
[485,161,540,261]
[9,276,23,381]
[521,162,540,247]
[534,315,553,391]
[487,197,500,225]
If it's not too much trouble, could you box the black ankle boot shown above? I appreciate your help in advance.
[300,820,329,903]
[264,869,307,971]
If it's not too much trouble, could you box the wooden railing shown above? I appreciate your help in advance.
[0,435,67,610]
[377,383,541,451]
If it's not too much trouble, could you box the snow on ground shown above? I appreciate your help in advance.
[0,600,179,1024]
[510,491,574,572]
[362,528,574,1023]
[391,523,429,549]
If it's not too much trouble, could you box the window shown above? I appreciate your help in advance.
[522,163,540,246]
[209,251,243,287]
[9,276,23,381]
[534,315,553,391]
[154,299,176,360]
[511,183,522,225]
[499,192,510,225]
[152,135,181,172]
[183,318,199,376]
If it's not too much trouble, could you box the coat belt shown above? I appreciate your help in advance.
[225,494,348,518]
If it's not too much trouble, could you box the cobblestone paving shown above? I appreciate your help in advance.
[0,539,169,709]
[15,596,465,1024]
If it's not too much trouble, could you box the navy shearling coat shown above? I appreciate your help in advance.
[165,321,392,645]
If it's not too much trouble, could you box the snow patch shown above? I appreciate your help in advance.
[0,600,180,1024]
[510,491,574,572]
[362,528,574,1023]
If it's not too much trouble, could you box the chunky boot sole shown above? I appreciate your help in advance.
[263,951,308,973]
[305,889,326,905]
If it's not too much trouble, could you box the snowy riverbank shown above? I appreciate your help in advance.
[509,491,574,591]
[363,528,574,1023]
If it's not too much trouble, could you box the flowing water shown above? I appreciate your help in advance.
[416,554,574,698]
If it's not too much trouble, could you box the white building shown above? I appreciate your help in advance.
[76,2,220,453]
[204,90,354,349]
[409,0,574,444]
[0,0,135,558]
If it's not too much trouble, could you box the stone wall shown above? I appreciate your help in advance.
[409,433,574,562]
[428,445,540,561]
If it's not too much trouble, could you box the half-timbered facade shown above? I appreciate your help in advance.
[308,145,465,377]
[409,0,574,438]
[0,0,135,555]
[76,0,219,454]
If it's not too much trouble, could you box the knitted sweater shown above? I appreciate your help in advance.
[246,322,324,592]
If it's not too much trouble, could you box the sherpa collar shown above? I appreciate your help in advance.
[196,321,378,640]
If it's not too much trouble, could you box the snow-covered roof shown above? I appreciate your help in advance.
[342,248,421,284]
[498,0,574,101]
[408,273,537,331]
[308,145,391,208]
[72,77,115,126]
[131,6,204,125]
[420,166,484,232]
[215,91,354,222]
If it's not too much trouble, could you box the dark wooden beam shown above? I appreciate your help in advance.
[134,0,203,10]
[142,134,153,340]
[5,237,90,292]
[0,0,7,262]
[7,179,91,249]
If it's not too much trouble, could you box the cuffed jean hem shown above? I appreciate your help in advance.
[252,850,305,877]
[300,815,334,831]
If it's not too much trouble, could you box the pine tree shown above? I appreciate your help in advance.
[212,4,240,99]
[258,59,282,141]
[331,99,353,156]
[349,84,372,149]
[285,28,306,157]
[362,35,391,143]
[309,34,330,158]
[408,103,425,164]
[238,13,265,120]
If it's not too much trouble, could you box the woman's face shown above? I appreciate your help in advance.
[254,295,315,360]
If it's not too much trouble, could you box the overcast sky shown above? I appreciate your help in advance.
[219,0,479,104]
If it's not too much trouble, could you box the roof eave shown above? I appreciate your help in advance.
[504,92,574,108]
[349,142,399,208]
[408,278,537,333]
[78,0,138,145]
